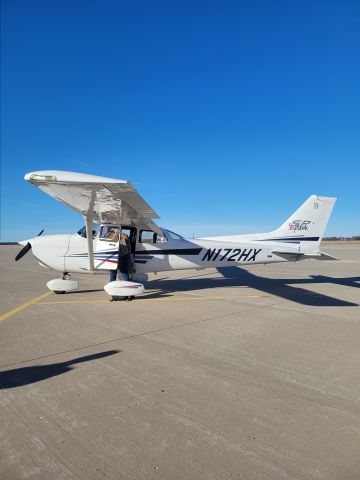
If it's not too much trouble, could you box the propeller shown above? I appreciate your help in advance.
[15,229,44,262]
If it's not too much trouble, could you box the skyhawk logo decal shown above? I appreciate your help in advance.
[288,220,311,232]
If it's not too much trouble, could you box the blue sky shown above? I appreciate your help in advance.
[1,0,359,241]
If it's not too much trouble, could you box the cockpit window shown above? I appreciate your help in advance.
[99,225,121,242]
[77,225,97,238]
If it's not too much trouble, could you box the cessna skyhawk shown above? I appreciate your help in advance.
[16,170,337,298]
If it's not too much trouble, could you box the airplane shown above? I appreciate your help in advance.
[16,170,337,299]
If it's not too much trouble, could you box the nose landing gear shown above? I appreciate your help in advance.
[47,273,79,294]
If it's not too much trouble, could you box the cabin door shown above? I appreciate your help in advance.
[95,225,137,270]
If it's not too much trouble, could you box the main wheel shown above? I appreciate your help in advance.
[54,290,66,294]
[110,296,127,301]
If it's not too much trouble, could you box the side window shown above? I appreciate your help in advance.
[155,233,167,243]
[99,226,120,242]
[139,230,167,244]
[139,230,155,244]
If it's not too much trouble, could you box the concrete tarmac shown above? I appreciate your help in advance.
[0,243,359,480]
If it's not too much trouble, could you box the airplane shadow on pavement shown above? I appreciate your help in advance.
[0,350,120,389]
[147,267,359,307]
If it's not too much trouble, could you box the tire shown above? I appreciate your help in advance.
[54,290,66,294]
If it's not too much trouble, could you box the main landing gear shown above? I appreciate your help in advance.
[109,295,135,302]
[104,280,145,302]
[46,272,79,294]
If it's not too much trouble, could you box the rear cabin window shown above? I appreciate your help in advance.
[139,230,167,244]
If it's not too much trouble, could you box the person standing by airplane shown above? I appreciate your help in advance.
[110,231,133,282]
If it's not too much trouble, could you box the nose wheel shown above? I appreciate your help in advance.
[47,274,79,294]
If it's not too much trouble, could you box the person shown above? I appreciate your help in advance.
[109,232,133,282]
[105,227,121,242]
[109,232,136,302]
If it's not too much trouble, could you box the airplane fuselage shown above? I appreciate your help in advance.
[28,229,294,275]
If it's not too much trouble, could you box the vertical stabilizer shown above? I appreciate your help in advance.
[266,195,337,252]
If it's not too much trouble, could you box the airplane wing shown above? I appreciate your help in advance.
[25,170,162,234]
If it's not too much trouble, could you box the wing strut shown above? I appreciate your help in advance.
[84,215,95,271]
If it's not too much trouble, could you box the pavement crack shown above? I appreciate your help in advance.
[0,302,279,370]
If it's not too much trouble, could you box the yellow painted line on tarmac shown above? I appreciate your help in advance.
[39,299,109,305]
[0,291,53,322]
[0,292,268,320]
[38,294,266,305]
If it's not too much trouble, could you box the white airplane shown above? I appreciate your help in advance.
[16,170,337,299]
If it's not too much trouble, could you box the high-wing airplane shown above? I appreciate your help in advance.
[16,170,337,298]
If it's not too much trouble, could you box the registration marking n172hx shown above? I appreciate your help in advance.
[201,248,261,262]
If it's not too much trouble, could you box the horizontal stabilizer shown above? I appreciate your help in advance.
[272,250,337,261]
[304,251,337,261]
[272,250,303,261]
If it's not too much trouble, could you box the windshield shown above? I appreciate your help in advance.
[77,225,97,238]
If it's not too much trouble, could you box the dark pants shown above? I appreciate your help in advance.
[109,269,129,282]
[109,253,132,282]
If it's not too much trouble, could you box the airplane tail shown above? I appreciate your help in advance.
[266,195,337,253]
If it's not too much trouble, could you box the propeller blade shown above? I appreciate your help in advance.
[15,228,44,261]
[15,242,32,261]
